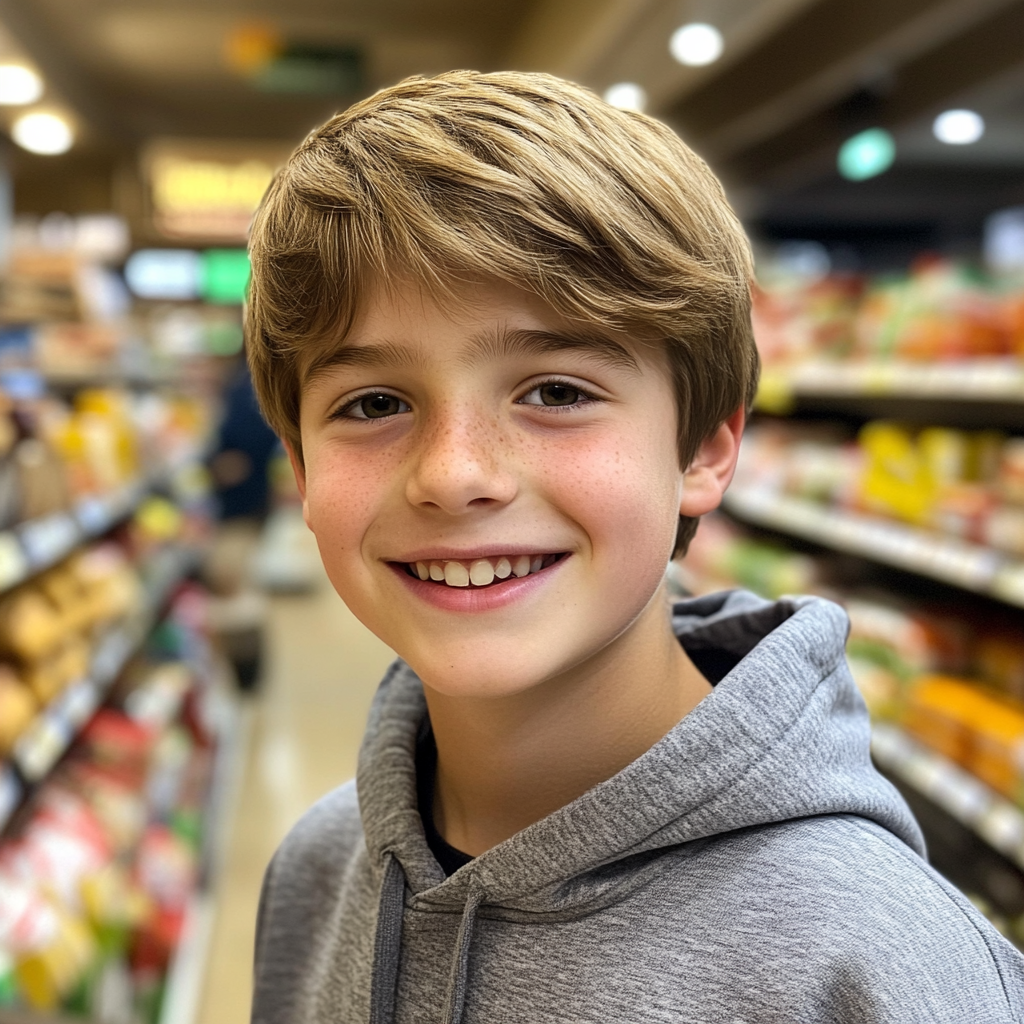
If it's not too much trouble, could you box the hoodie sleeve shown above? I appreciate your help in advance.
[251,781,367,1024]
[808,820,1024,1024]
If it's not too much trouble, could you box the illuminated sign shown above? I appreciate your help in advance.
[201,249,250,304]
[144,140,290,243]
[125,249,201,300]
[837,129,895,181]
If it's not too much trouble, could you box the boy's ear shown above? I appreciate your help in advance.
[283,440,310,524]
[678,406,745,518]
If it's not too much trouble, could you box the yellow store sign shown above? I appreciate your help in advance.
[145,141,290,242]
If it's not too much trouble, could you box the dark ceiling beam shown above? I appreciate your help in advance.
[0,0,127,141]
[727,0,1024,187]
[665,0,1017,160]
[669,0,939,133]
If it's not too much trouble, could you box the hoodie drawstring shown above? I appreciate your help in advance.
[369,852,406,1024]
[441,879,482,1024]
[369,854,483,1024]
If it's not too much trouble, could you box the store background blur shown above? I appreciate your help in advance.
[0,0,1022,1021]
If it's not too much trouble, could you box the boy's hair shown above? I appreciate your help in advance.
[246,70,759,555]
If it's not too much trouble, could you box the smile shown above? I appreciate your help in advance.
[402,553,566,588]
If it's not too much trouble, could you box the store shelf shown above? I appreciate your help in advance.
[0,487,140,595]
[872,722,1024,873]
[0,446,206,598]
[722,486,1024,608]
[159,697,248,1024]
[758,360,1024,405]
[0,545,196,831]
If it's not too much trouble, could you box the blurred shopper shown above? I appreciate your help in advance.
[205,357,278,691]
[245,73,1024,1023]
[209,356,279,522]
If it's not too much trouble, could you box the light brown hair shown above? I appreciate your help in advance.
[246,70,758,554]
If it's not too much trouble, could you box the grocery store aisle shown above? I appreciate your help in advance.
[196,565,396,1024]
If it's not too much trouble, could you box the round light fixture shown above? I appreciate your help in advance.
[933,109,984,145]
[603,82,646,111]
[669,23,723,67]
[0,65,43,105]
[837,128,895,181]
[12,111,74,154]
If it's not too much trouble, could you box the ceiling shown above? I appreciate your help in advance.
[1,0,1022,262]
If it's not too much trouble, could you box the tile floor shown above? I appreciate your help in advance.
[195,570,395,1024]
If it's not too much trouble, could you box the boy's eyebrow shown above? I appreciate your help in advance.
[463,329,642,373]
[303,327,641,386]
[303,340,419,386]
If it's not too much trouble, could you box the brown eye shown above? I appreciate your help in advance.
[537,384,580,406]
[340,393,410,420]
[362,394,401,417]
[518,381,594,409]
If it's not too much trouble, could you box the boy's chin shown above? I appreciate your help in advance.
[408,651,566,702]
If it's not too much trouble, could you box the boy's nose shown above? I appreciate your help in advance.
[405,409,518,515]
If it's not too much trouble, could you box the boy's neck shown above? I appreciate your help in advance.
[423,586,712,857]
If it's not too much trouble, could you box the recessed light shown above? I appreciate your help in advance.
[12,111,74,154]
[933,109,984,145]
[603,82,646,111]
[669,23,723,67]
[0,65,43,105]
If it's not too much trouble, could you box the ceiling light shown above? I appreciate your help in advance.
[604,82,646,111]
[0,65,42,105]
[12,111,74,155]
[669,23,723,67]
[837,128,895,181]
[933,109,984,145]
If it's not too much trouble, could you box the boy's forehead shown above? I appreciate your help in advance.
[300,275,662,387]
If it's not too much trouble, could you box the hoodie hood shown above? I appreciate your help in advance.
[356,589,924,913]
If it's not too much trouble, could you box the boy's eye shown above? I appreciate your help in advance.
[519,383,587,407]
[339,393,410,420]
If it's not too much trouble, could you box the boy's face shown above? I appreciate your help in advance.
[292,276,733,699]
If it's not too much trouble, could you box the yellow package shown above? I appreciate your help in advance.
[858,423,935,525]
[0,588,64,662]
[14,903,96,1012]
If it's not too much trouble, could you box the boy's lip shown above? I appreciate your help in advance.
[388,544,566,562]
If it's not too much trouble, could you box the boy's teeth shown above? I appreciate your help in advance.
[412,554,558,587]
[469,559,495,586]
[443,562,470,587]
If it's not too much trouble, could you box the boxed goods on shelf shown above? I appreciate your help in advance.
[0,544,140,752]
[0,585,229,1021]
[733,420,1024,560]
[754,258,1024,369]
[902,675,1024,804]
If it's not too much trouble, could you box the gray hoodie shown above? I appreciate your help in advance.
[252,590,1024,1023]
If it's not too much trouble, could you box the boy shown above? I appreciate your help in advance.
[246,71,1024,1023]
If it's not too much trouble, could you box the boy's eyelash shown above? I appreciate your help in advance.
[517,379,600,407]
[329,379,600,420]
[329,391,405,420]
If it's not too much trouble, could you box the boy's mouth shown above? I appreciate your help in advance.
[400,553,566,588]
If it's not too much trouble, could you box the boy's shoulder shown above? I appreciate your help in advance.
[692,814,1023,1007]
[269,780,365,881]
